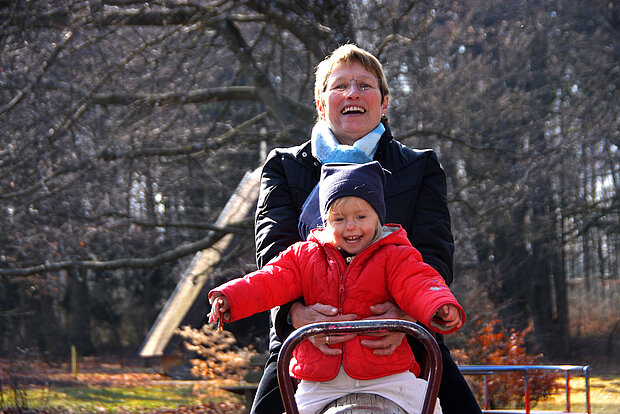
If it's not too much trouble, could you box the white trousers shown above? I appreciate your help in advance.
[294,366,443,414]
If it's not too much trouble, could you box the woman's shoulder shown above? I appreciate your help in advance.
[377,126,436,163]
[385,138,437,162]
[265,140,312,162]
[262,140,319,179]
[379,140,443,179]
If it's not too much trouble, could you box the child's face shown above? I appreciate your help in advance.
[325,196,380,255]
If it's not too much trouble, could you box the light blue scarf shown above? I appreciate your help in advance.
[299,121,385,239]
[311,120,384,163]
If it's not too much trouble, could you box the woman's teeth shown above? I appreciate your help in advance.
[342,106,365,114]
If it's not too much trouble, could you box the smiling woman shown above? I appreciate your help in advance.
[247,43,483,414]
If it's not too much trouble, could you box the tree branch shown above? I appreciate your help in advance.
[90,86,259,105]
[100,112,268,161]
[243,0,338,59]
[0,31,74,115]
[396,128,520,160]
[0,222,251,277]
[0,2,261,28]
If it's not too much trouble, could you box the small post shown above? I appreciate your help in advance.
[1,365,4,406]
[584,366,591,414]
[71,345,77,379]
[483,374,489,410]
[524,369,530,414]
[565,371,571,412]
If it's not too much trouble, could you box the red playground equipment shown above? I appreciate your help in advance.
[275,320,593,413]
[277,319,443,414]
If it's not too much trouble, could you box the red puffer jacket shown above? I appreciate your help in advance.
[209,225,464,382]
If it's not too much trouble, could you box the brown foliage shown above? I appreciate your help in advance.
[453,319,562,409]
[177,325,258,381]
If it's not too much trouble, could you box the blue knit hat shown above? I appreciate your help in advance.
[319,161,387,224]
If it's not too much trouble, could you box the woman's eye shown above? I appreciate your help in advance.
[360,83,373,90]
[331,84,347,91]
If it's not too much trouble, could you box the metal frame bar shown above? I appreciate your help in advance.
[459,364,591,414]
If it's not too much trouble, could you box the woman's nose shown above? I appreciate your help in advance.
[344,81,362,96]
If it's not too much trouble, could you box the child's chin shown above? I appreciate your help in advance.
[343,245,364,255]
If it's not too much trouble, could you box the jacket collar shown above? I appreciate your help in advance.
[373,124,394,161]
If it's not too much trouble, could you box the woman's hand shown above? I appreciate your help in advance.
[290,302,357,356]
[359,301,414,356]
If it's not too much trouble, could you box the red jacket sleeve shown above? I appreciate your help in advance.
[209,243,306,322]
[386,246,464,334]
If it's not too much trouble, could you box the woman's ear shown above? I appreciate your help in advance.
[381,95,389,116]
[316,99,326,120]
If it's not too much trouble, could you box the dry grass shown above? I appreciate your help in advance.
[534,375,620,414]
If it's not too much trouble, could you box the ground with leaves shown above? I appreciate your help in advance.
[3,357,620,413]
[0,358,246,414]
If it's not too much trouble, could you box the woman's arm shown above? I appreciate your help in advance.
[406,151,454,285]
[255,151,307,269]
[254,150,314,340]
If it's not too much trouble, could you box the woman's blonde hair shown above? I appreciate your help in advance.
[319,196,383,247]
[314,44,390,116]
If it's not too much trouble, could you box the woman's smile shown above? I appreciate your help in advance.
[341,105,366,115]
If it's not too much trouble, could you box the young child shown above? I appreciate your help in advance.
[209,161,464,414]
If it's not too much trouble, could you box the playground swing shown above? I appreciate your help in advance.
[277,319,443,414]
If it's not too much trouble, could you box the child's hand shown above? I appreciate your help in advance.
[430,304,463,331]
[208,293,230,332]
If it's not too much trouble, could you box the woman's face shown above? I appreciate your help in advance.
[317,61,389,146]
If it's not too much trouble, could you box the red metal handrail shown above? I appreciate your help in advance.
[277,319,443,414]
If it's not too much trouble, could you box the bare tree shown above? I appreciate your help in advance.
[0,0,617,360]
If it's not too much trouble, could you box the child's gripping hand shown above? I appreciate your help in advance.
[208,292,231,332]
[430,304,463,332]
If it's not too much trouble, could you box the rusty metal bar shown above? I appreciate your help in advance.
[277,319,442,414]
[524,369,530,414]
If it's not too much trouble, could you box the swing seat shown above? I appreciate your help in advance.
[320,392,408,413]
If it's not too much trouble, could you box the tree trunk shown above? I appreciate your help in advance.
[64,269,95,356]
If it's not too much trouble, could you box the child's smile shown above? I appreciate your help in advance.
[326,196,380,255]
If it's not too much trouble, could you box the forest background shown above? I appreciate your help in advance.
[0,0,618,374]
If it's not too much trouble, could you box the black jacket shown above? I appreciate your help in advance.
[254,126,454,347]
